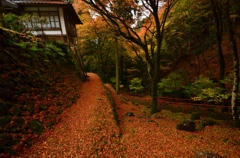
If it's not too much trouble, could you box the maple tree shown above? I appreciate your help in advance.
[74,1,135,90]
[155,0,240,127]
[83,0,179,114]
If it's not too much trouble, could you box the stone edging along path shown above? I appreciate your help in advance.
[15,73,123,157]
[14,73,240,158]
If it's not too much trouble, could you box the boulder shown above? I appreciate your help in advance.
[125,112,134,117]
[176,120,196,132]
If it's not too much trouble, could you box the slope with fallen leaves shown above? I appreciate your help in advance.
[12,73,240,158]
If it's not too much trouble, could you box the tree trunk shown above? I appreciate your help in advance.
[0,1,5,28]
[151,74,159,114]
[225,0,240,128]
[210,0,225,89]
[115,36,119,93]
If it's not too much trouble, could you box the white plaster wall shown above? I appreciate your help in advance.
[58,7,66,35]
[31,30,62,36]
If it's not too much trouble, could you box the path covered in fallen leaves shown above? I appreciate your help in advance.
[16,73,240,157]
[16,73,123,157]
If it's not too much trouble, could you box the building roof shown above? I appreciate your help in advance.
[12,0,69,5]
[1,0,18,8]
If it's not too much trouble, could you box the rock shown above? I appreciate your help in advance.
[190,112,200,120]
[195,151,223,158]
[199,118,217,129]
[126,112,134,117]
[176,120,196,132]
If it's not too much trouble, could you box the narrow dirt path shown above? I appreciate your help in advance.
[15,73,122,157]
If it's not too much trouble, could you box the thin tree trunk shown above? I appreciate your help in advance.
[0,1,5,28]
[115,36,119,93]
[192,56,199,76]
[151,77,158,114]
[201,52,209,70]
[197,55,201,76]
[225,0,240,128]
[210,0,226,89]
[151,53,160,114]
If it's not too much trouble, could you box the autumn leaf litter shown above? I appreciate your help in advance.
[15,73,240,158]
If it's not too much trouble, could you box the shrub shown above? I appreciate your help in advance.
[184,76,230,103]
[184,76,215,97]
[176,120,196,132]
[0,115,12,128]
[157,71,185,97]
[4,13,24,32]
[129,78,144,94]
[4,13,48,33]
[39,104,48,111]
[28,120,44,135]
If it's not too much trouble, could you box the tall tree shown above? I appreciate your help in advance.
[83,0,179,114]
[225,0,240,128]
[163,0,216,77]
[210,0,225,91]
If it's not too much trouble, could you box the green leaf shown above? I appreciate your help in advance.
[30,45,38,52]
[28,120,44,135]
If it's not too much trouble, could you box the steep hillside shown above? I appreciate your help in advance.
[0,28,83,157]
[169,26,240,91]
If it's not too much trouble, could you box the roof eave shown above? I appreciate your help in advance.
[1,0,18,8]
[65,5,82,24]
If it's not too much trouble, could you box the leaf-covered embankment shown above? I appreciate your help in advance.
[14,73,123,157]
[0,27,83,157]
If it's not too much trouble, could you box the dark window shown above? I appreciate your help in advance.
[40,12,60,29]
